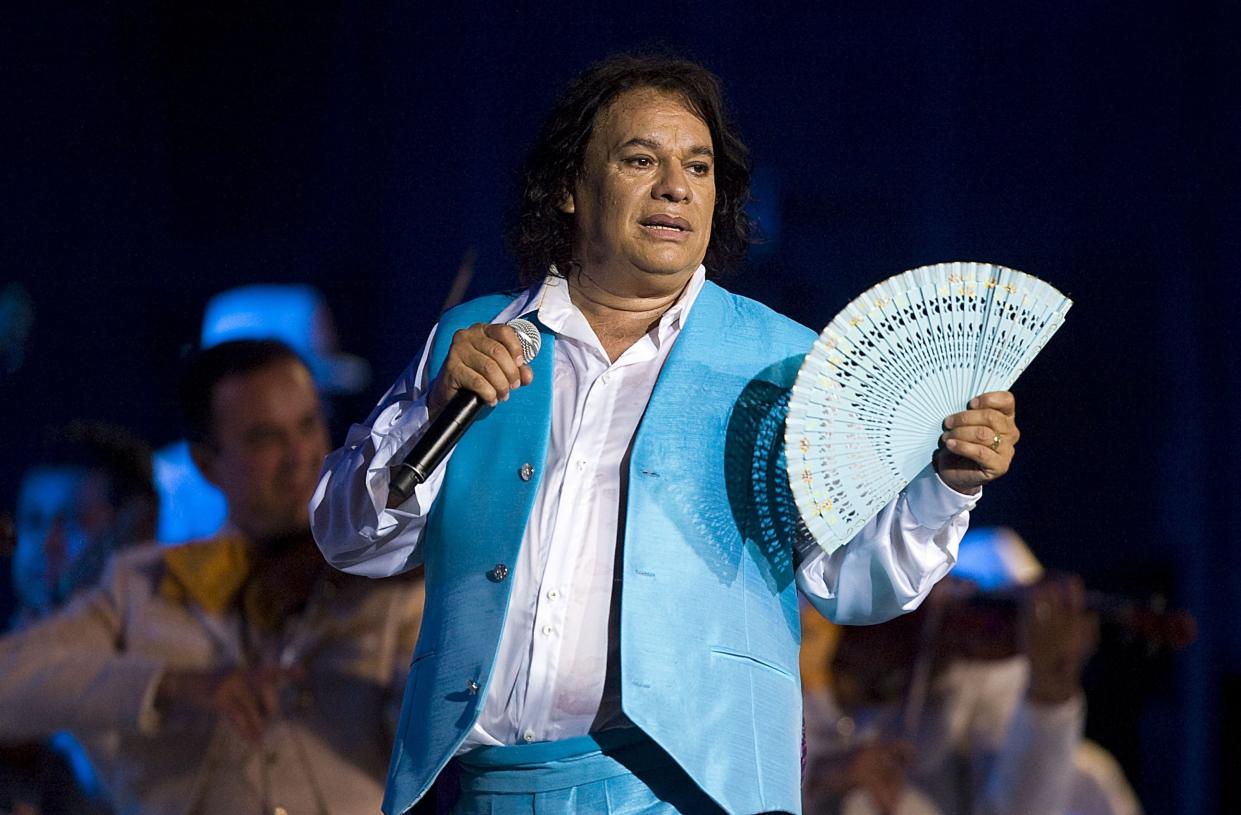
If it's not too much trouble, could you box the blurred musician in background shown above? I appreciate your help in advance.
[154,283,371,544]
[802,528,1147,815]
[2,422,155,815]
[0,341,422,815]
[8,422,157,629]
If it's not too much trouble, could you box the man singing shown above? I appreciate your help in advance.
[312,53,1020,815]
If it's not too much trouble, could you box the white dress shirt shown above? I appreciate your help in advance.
[311,266,978,750]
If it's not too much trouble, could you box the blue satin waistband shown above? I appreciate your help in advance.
[455,728,671,793]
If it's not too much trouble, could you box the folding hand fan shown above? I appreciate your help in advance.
[785,261,1071,556]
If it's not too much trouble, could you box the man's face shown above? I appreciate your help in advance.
[14,467,114,614]
[563,88,716,287]
[194,358,329,542]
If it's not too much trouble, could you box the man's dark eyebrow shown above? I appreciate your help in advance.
[617,137,715,157]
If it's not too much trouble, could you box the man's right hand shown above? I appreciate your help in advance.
[155,664,303,744]
[428,323,534,414]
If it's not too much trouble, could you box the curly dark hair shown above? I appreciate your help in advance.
[509,53,753,285]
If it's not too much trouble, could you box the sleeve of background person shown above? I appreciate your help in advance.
[979,695,1084,815]
[796,462,979,625]
[0,556,166,739]
[311,326,448,578]
[979,666,1085,815]
[1070,740,1145,815]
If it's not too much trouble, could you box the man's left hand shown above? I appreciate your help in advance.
[934,391,1019,495]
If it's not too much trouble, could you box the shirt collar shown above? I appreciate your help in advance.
[526,264,707,348]
[158,525,252,615]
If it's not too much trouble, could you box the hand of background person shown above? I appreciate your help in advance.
[427,323,534,414]
[808,739,915,815]
[1019,574,1099,705]
[155,663,304,744]
[934,391,1019,495]
[849,741,916,815]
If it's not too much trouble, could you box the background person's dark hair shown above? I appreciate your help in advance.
[509,52,753,285]
[34,421,156,508]
[179,339,304,445]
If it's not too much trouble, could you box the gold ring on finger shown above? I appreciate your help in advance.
[990,433,1001,452]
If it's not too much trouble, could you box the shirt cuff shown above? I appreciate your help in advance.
[905,463,981,529]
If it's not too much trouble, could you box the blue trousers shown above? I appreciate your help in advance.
[450,729,726,815]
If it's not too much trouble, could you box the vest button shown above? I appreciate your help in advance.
[466,679,480,695]
[489,563,509,582]
[519,462,534,481]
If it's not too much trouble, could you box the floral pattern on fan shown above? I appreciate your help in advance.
[785,261,1072,555]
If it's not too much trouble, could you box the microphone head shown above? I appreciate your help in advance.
[507,318,542,364]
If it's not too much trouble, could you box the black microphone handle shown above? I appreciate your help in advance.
[387,390,483,508]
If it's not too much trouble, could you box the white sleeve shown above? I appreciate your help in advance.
[309,325,453,578]
[795,463,978,624]
[0,560,165,739]
[981,694,1085,815]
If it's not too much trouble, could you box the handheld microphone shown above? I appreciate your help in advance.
[386,318,541,508]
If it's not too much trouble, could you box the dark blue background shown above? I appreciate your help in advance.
[4,2,1238,810]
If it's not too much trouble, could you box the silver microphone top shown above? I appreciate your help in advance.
[508,318,542,364]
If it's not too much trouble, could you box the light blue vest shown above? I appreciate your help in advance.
[384,281,818,815]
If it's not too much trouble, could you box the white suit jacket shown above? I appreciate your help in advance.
[0,539,423,815]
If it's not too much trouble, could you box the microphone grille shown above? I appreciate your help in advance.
[507,318,542,364]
